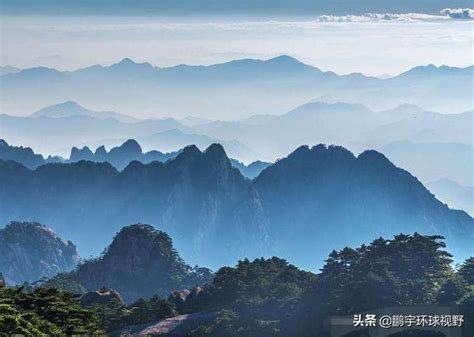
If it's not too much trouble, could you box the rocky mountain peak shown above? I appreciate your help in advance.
[94,145,107,157]
[0,221,79,284]
[116,139,142,153]
[0,139,45,169]
[66,223,213,303]
[172,145,201,164]
[70,146,93,161]
[356,149,395,170]
[203,143,228,162]
[103,224,175,264]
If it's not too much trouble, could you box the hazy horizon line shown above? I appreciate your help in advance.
[2,54,473,78]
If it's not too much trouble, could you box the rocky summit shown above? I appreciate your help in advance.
[0,221,79,284]
[53,224,214,303]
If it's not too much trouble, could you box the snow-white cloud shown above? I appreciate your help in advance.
[440,8,474,20]
[316,13,446,22]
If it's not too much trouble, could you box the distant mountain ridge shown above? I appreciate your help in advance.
[0,139,45,169]
[1,56,472,118]
[0,65,21,76]
[0,138,269,177]
[0,143,471,270]
[381,141,473,187]
[1,99,471,187]
[0,101,264,162]
[0,111,191,157]
[427,179,474,217]
[196,101,473,157]
[30,101,138,123]
[69,139,178,170]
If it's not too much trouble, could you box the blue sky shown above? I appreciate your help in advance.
[1,0,473,16]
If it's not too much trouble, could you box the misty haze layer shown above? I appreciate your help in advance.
[1,15,472,77]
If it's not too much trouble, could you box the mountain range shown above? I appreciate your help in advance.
[0,65,20,76]
[427,179,474,217]
[1,56,472,118]
[0,101,264,162]
[195,102,473,157]
[0,138,270,179]
[2,97,472,210]
[381,141,473,187]
[29,100,138,123]
[69,139,177,171]
[0,143,472,270]
[1,100,471,182]
[0,107,189,157]
[193,102,473,188]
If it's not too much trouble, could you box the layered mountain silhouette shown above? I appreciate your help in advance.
[196,102,473,158]
[69,139,177,170]
[381,141,473,187]
[0,139,45,169]
[0,138,269,178]
[51,224,213,303]
[0,111,189,156]
[0,221,79,284]
[0,101,262,161]
[193,102,473,187]
[1,56,472,118]
[427,179,474,217]
[0,65,20,76]
[229,159,271,179]
[0,144,472,270]
[29,101,138,123]
[134,129,264,163]
[1,100,471,187]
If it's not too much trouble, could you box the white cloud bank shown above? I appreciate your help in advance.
[317,10,474,22]
[317,13,442,22]
[440,8,474,19]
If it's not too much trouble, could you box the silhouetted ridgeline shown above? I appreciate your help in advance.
[2,57,472,117]
[0,143,472,270]
[0,138,271,177]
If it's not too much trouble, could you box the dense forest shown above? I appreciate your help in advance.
[0,232,472,336]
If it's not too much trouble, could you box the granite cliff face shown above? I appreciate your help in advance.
[0,222,79,284]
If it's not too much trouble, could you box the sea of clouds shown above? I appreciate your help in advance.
[317,8,473,22]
